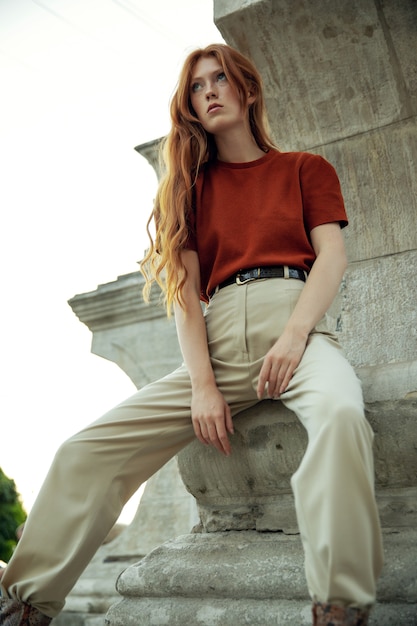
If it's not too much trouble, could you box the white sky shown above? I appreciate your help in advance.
[0,0,223,524]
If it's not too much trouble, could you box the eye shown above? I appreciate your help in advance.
[191,81,202,93]
[217,72,226,82]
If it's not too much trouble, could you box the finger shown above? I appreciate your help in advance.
[205,432,227,456]
[268,364,294,399]
[266,365,282,399]
[217,431,231,456]
[269,379,281,399]
[257,362,271,399]
[192,418,209,446]
[193,413,230,455]
[208,421,231,456]
[225,405,234,435]
[279,363,296,395]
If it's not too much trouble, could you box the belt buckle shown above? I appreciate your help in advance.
[236,268,260,285]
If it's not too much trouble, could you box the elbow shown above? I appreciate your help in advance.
[317,245,348,281]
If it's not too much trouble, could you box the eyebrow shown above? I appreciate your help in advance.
[191,66,224,82]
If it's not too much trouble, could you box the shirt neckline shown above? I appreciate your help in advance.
[214,149,278,169]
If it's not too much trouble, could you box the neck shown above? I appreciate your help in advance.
[215,129,266,163]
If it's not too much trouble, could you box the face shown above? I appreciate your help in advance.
[189,56,253,135]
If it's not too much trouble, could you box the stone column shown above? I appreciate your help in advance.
[211,0,417,522]
[106,1,417,624]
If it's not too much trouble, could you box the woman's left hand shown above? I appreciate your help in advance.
[257,223,349,399]
[257,327,308,399]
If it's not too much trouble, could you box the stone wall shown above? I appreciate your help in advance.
[213,0,417,521]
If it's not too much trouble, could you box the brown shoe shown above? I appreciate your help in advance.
[0,598,52,625]
[312,601,370,626]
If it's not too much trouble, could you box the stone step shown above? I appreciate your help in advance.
[105,528,417,625]
[53,615,112,626]
[116,529,417,604]
[117,531,307,601]
[51,600,417,626]
[106,598,417,626]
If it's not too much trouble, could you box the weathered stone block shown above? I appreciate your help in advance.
[311,119,417,263]
[215,0,417,148]
[105,528,417,625]
[178,402,305,533]
[69,273,182,388]
[328,253,417,367]
[177,397,417,532]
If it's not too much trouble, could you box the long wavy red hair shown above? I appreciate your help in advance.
[140,43,276,314]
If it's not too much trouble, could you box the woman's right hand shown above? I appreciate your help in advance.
[174,250,234,456]
[191,384,234,456]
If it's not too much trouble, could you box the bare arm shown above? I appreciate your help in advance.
[257,222,348,399]
[174,249,233,455]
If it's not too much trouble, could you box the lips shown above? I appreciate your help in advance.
[207,103,222,113]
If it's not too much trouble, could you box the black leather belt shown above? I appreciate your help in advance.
[211,265,307,297]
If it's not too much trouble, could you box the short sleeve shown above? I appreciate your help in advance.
[184,229,197,251]
[183,205,197,251]
[300,154,348,232]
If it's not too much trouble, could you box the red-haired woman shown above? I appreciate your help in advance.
[1,44,382,626]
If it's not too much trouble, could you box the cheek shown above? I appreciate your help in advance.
[190,97,203,120]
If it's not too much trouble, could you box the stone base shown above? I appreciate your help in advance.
[106,599,417,626]
[107,597,313,625]
[105,528,417,626]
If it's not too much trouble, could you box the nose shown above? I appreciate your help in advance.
[205,81,217,99]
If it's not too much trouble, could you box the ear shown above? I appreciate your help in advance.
[247,87,257,105]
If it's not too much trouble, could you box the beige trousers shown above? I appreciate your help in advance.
[1,278,383,618]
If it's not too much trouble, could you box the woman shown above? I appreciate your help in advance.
[0,44,383,626]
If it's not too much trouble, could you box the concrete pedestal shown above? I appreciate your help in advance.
[105,399,417,625]
[106,529,417,626]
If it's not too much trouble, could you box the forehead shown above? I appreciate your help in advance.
[191,55,222,79]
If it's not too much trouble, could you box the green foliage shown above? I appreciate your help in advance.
[0,468,27,563]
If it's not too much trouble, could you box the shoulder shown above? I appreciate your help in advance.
[275,150,337,170]
[280,152,342,188]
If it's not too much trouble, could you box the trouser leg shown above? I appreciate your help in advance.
[210,279,383,607]
[0,281,264,619]
[282,332,384,608]
[1,368,196,618]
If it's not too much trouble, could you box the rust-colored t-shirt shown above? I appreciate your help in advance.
[187,149,348,302]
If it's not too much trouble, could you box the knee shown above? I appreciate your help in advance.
[309,391,370,441]
[52,432,92,474]
[331,402,372,441]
